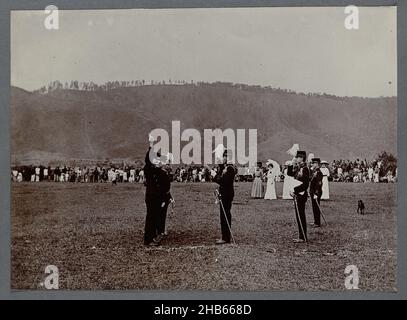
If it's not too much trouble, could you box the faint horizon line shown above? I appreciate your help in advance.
[10,81,398,100]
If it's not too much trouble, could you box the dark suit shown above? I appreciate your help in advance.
[310,168,323,226]
[214,164,236,243]
[157,169,171,235]
[288,163,310,241]
[143,148,171,244]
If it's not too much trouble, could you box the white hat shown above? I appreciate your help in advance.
[213,144,226,161]
[321,160,329,165]
[287,144,299,157]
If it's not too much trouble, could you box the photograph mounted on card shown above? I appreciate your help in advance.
[10,6,397,291]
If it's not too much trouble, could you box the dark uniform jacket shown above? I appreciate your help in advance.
[144,149,171,202]
[288,162,310,196]
[309,168,323,198]
[214,164,236,201]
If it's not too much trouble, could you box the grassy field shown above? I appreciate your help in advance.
[11,181,397,291]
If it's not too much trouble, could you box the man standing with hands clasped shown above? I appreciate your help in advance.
[288,150,310,243]
[309,158,324,228]
[213,149,236,245]
[143,146,172,247]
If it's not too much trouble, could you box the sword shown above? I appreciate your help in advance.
[170,197,175,214]
[293,194,308,243]
[214,189,236,244]
[314,197,328,226]
[164,197,175,236]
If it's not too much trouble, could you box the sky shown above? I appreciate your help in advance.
[11,7,397,97]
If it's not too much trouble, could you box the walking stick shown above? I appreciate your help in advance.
[214,190,236,244]
[164,197,175,235]
[315,198,328,226]
[293,194,308,243]
[170,197,175,214]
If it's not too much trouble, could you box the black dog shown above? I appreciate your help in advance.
[357,200,365,215]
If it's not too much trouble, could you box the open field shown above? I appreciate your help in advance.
[11,182,397,291]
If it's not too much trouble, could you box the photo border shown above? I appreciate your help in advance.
[0,0,404,300]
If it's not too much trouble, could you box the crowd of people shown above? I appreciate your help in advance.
[330,158,397,183]
[10,165,147,184]
[10,156,397,185]
[9,164,225,184]
[10,149,398,247]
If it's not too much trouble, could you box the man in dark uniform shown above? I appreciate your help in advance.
[143,147,171,246]
[213,150,236,245]
[309,158,323,227]
[156,162,172,240]
[288,150,310,243]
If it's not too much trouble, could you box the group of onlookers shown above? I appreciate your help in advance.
[10,165,146,184]
[330,159,397,183]
[11,156,397,184]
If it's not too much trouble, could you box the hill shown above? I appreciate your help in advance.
[10,84,397,165]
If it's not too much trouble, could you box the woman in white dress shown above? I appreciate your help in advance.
[374,166,380,183]
[129,168,135,183]
[264,160,279,200]
[35,167,40,182]
[368,166,374,182]
[12,170,18,182]
[282,161,294,199]
[251,166,263,198]
[139,169,144,183]
[320,161,330,200]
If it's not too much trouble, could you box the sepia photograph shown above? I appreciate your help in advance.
[10,6,397,291]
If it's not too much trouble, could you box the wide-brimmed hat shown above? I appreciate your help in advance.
[321,160,329,165]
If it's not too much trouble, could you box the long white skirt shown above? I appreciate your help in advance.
[282,175,294,199]
[264,180,277,200]
[321,176,330,199]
